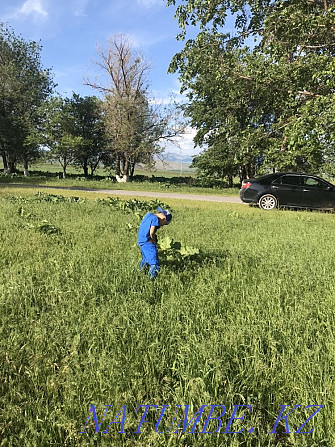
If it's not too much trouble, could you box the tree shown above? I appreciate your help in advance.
[192,143,237,187]
[69,94,107,177]
[43,96,82,179]
[169,33,274,181]
[0,22,54,174]
[166,0,335,178]
[86,34,185,181]
[259,0,335,173]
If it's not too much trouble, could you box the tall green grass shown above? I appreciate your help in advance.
[0,194,334,446]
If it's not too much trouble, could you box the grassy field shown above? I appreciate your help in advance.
[1,187,334,447]
[0,162,240,196]
[14,161,197,177]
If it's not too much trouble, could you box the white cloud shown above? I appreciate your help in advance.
[172,127,198,155]
[2,0,48,21]
[162,126,202,159]
[136,0,161,9]
[111,31,166,51]
[73,0,89,17]
[150,79,188,106]
[19,0,48,16]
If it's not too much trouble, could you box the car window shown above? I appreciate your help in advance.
[278,175,301,186]
[303,177,328,189]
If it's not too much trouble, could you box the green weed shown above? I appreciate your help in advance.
[0,197,334,447]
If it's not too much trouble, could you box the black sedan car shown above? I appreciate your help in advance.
[240,173,335,210]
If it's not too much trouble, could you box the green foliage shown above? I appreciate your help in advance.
[192,142,240,184]
[158,234,200,264]
[166,0,335,178]
[95,196,171,213]
[42,96,84,178]
[7,192,87,204]
[0,22,54,173]
[66,94,107,177]
[34,192,87,203]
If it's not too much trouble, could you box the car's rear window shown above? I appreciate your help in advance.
[273,175,301,186]
[256,174,283,185]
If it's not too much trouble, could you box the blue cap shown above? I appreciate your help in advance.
[157,206,172,224]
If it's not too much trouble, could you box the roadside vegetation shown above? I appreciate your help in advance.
[1,190,334,446]
[0,164,240,196]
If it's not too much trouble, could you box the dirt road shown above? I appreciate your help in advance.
[0,183,243,203]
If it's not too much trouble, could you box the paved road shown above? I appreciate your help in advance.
[0,182,243,203]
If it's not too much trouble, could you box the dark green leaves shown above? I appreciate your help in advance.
[166,0,335,178]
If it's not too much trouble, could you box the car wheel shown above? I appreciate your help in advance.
[259,194,278,210]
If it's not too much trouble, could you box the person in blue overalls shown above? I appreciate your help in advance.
[138,206,172,278]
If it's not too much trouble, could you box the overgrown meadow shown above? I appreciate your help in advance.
[1,189,334,447]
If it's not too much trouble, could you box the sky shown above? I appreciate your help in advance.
[0,0,204,161]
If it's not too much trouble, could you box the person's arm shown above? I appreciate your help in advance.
[149,225,157,245]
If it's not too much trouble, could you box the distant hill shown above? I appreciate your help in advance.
[162,152,194,163]
[152,151,196,169]
[151,159,195,173]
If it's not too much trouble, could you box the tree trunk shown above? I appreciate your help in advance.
[121,156,126,175]
[83,159,88,177]
[61,157,67,179]
[8,159,16,174]
[23,155,29,177]
[227,175,233,188]
[122,158,129,177]
[116,174,129,182]
[115,153,130,182]
[129,161,135,179]
[240,165,247,181]
[115,154,121,177]
[246,161,255,179]
[90,157,100,177]
[1,152,8,173]
[115,154,124,182]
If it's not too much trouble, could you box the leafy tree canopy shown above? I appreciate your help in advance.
[166,0,335,179]
[0,22,55,174]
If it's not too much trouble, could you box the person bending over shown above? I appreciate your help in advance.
[138,206,172,279]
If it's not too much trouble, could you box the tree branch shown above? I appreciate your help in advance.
[234,73,322,98]
[302,42,335,49]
